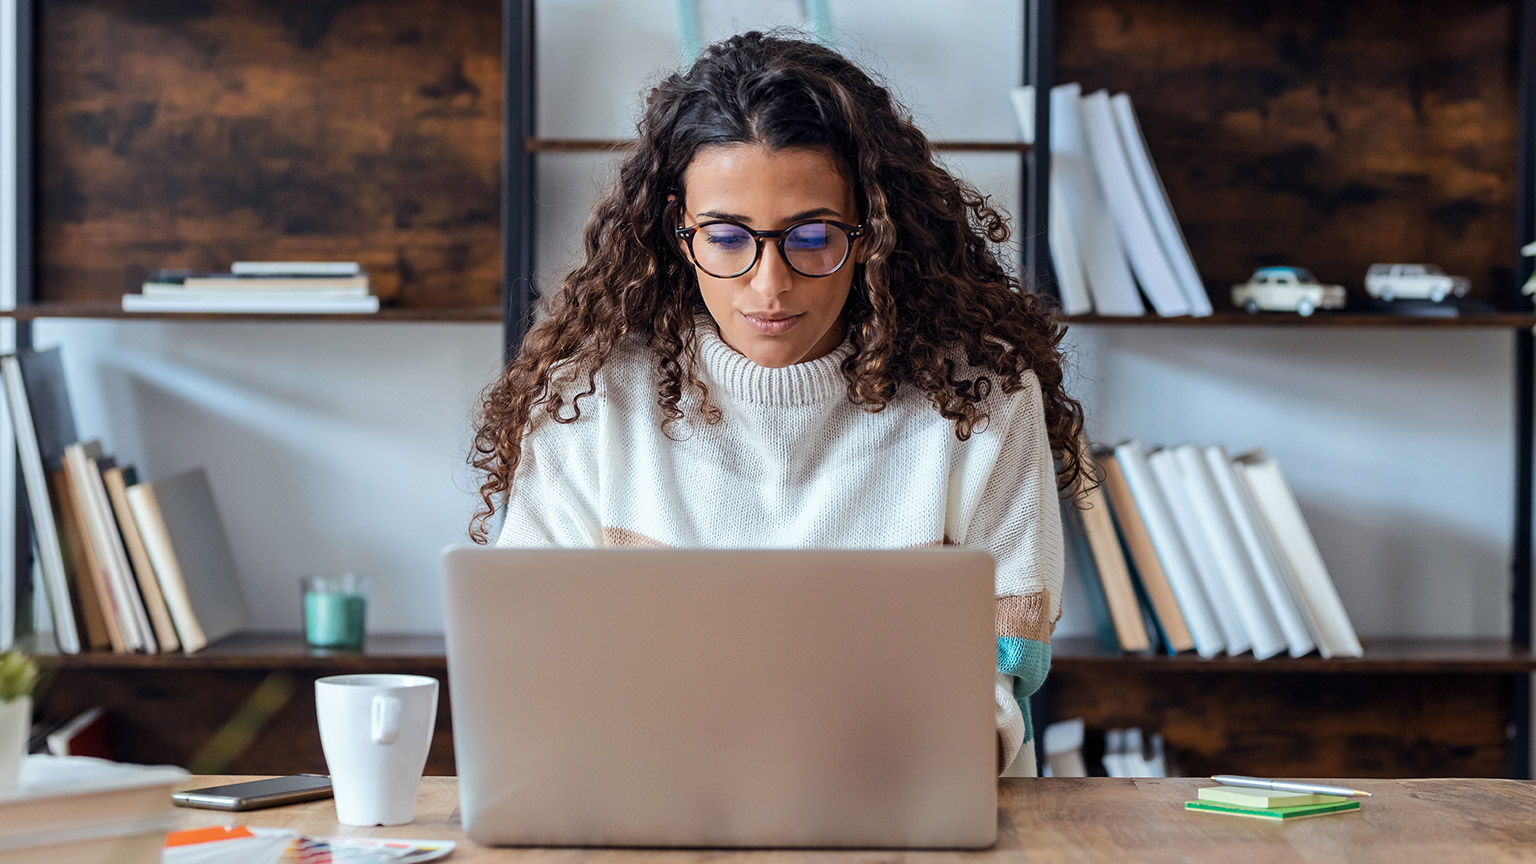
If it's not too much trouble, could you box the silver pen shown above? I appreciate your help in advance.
[1210,775,1373,798]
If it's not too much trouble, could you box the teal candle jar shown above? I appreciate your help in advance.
[302,573,369,650]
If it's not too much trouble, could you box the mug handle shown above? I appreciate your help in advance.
[371,695,401,745]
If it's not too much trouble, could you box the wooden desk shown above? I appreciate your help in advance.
[174,776,1536,863]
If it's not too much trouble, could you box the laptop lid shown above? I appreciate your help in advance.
[440,546,998,849]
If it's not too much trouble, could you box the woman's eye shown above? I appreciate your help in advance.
[786,233,829,250]
[704,232,750,249]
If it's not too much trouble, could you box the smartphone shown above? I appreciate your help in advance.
[171,774,334,811]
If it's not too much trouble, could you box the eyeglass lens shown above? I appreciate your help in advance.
[694,222,849,277]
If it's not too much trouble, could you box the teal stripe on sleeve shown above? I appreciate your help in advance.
[998,636,1052,744]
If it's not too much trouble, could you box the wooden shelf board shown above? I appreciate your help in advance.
[525,138,1032,153]
[37,632,1536,674]
[37,632,448,671]
[1051,636,1536,673]
[1,305,502,323]
[1064,312,1536,329]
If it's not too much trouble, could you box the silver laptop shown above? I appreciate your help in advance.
[439,546,998,849]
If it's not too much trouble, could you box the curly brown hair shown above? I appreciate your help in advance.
[468,31,1085,543]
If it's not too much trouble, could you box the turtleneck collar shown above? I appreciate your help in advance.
[693,316,855,408]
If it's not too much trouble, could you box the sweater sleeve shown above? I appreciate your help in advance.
[494,396,603,549]
[958,371,1065,776]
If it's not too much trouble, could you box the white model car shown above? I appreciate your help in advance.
[1364,263,1469,302]
[1231,267,1347,316]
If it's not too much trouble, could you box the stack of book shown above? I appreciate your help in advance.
[1,754,187,863]
[123,261,379,314]
[0,347,250,655]
[1012,84,1212,318]
[1065,439,1363,660]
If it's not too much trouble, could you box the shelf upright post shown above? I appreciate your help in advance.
[1021,0,1055,297]
[1511,0,1536,782]
[10,0,36,608]
[502,0,536,364]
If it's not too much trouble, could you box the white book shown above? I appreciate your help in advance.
[1172,445,1286,659]
[1112,441,1223,657]
[1235,451,1362,658]
[148,276,369,295]
[66,441,154,653]
[1078,90,1189,317]
[1051,84,1144,316]
[1011,86,1093,315]
[1148,448,1250,655]
[1047,182,1094,314]
[0,358,79,653]
[1229,454,1332,655]
[1206,446,1316,657]
[123,293,380,314]
[230,261,361,276]
[1110,93,1211,316]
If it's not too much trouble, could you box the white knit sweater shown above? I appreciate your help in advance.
[496,322,1064,776]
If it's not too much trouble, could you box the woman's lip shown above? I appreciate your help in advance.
[742,312,803,335]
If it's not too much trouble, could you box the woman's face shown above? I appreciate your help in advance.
[679,143,860,368]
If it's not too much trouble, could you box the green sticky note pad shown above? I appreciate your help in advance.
[1185,800,1362,821]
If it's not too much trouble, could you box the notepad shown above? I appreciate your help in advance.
[1197,786,1346,808]
[1185,800,1361,821]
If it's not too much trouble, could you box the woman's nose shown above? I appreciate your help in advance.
[748,243,794,300]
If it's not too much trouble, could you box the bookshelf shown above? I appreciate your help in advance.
[6,0,512,772]
[1026,0,1536,778]
[9,0,1536,778]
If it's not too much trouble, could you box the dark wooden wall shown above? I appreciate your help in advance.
[1057,0,1519,306]
[1042,667,1512,778]
[37,0,503,309]
[38,665,458,775]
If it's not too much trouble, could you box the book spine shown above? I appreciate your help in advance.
[1063,500,1122,651]
[49,471,110,651]
[230,261,362,276]
[1050,83,1144,317]
[87,456,157,653]
[1238,453,1363,658]
[1172,445,1287,660]
[103,468,180,652]
[1113,441,1224,657]
[61,449,126,652]
[0,358,80,653]
[1098,451,1195,652]
[1078,89,1189,317]
[1078,451,1151,651]
[1109,92,1212,316]
[128,483,206,653]
[1205,446,1316,658]
[1148,448,1252,655]
[123,294,380,314]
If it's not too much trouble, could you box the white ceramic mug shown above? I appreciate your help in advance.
[316,674,439,826]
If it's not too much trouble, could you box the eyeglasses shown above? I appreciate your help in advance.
[675,219,865,279]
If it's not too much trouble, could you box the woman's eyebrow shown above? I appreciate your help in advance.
[696,206,844,223]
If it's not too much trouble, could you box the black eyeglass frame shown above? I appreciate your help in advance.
[674,219,866,279]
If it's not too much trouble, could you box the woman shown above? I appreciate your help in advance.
[470,32,1084,776]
